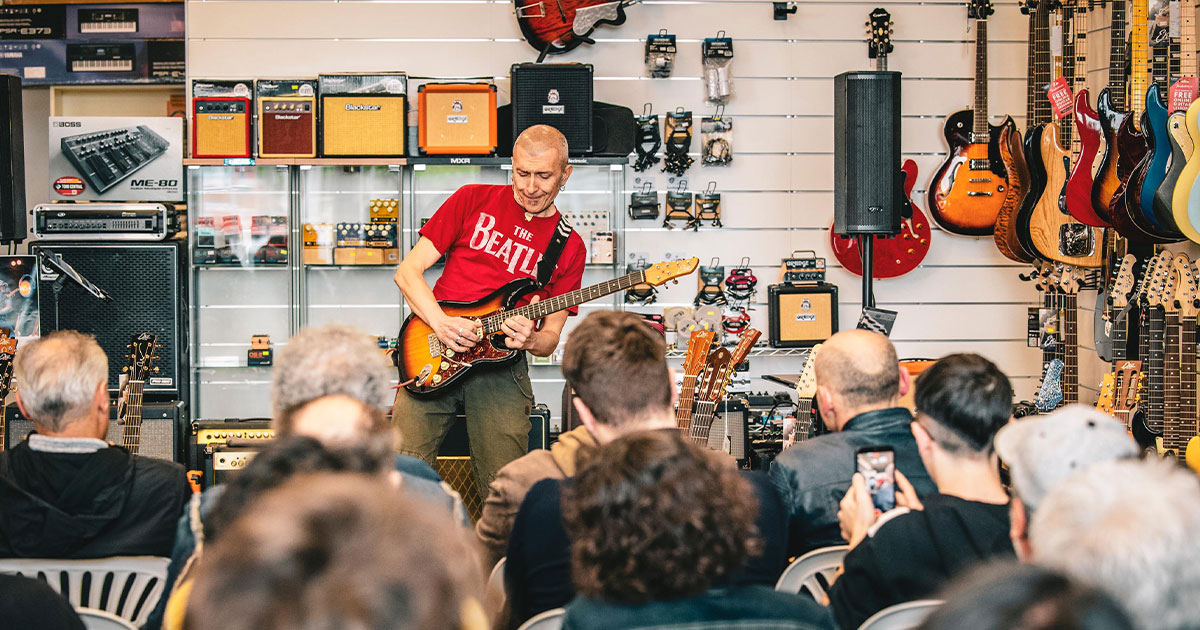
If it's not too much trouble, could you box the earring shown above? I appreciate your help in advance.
[560,185,566,191]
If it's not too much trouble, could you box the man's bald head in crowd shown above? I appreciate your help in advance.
[514,124,570,171]
[815,329,902,413]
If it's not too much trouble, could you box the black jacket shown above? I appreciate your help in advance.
[563,585,834,630]
[0,574,85,630]
[505,469,789,630]
[0,438,190,559]
[828,493,1015,630]
[767,407,937,555]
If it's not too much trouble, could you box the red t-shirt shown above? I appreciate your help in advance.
[420,184,587,314]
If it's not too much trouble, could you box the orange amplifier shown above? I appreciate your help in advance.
[256,79,317,158]
[192,97,251,158]
[418,83,497,155]
[319,73,408,158]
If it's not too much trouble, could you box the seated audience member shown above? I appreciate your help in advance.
[0,574,86,630]
[769,329,936,554]
[829,353,1015,630]
[505,311,788,628]
[993,404,1138,560]
[918,563,1133,630]
[561,430,833,630]
[1029,458,1200,630]
[0,331,189,559]
[184,472,487,630]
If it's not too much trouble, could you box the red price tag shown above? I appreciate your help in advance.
[1046,77,1073,119]
[1170,77,1197,112]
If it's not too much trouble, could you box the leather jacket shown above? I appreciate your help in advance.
[767,407,936,555]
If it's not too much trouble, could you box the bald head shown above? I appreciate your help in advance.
[815,330,900,410]
[274,395,395,457]
[514,124,569,171]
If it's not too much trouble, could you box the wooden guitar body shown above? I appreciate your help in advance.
[398,280,531,395]
[514,0,633,54]
[830,159,932,277]
[1026,123,1103,267]
[994,124,1037,263]
[1092,89,1126,221]
[1064,90,1109,226]
[1173,98,1200,243]
[928,110,1013,236]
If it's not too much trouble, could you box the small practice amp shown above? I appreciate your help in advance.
[192,97,251,158]
[768,283,839,348]
[418,82,497,155]
[510,63,593,155]
[5,401,184,463]
[188,419,273,474]
[256,79,317,158]
[706,398,751,467]
[319,73,408,158]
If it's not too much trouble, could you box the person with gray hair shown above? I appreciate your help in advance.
[270,323,395,416]
[1029,458,1200,630]
[0,331,189,559]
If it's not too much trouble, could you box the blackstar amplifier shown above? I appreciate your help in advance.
[256,79,317,158]
[510,63,593,155]
[418,82,497,155]
[33,202,178,240]
[768,283,839,348]
[318,73,407,158]
[192,97,251,158]
[5,401,185,463]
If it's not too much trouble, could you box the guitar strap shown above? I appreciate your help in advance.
[535,215,574,288]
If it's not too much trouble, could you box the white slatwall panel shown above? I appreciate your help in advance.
[186,0,1048,412]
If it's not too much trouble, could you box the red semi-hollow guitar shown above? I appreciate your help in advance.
[514,0,643,55]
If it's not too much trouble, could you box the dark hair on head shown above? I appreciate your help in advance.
[205,435,391,541]
[918,562,1134,630]
[562,430,761,605]
[561,310,671,428]
[913,353,1013,455]
[185,473,484,630]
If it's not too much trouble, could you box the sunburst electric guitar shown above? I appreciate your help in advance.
[398,258,699,395]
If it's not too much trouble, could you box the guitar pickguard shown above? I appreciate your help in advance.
[572,2,622,35]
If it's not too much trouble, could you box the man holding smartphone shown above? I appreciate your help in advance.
[828,353,1015,630]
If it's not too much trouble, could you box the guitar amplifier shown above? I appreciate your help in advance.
[510,63,593,155]
[318,73,408,158]
[4,401,184,463]
[706,398,751,468]
[768,283,839,348]
[418,83,497,155]
[256,79,317,158]
[192,97,251,158]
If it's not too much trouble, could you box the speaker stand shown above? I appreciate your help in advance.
[857,235,875,309]
[51,274,66,332]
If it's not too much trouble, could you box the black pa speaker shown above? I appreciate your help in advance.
[510,63,593,155]
[32,242,187,400]
[833,71,902,236]
[0,74,25,244]
[5,401,185,463]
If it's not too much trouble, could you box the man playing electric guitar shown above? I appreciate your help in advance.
[392,125,586,496]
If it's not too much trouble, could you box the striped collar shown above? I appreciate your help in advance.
[27,433,108,454]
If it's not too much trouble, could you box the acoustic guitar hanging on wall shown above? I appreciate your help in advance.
[514,0,643,55]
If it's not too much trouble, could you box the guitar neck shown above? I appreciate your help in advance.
[1153,13,1171,91]
[1165,312,1182,434]
[480,271,643,334]
[675,374,699,429]
[120,381,145,455]
[1063,292,1079,404]
[1184,0,1198,79]
[1068,2,1088,155]
[1132,0,1150,119]
[687,398,719,446]
[1147,306,1166,431]
[1167,315,1197,452]
[1109,0,1128,107]
[973,18,990,139]
[1032,5,1053,125]
[876,54,888,73]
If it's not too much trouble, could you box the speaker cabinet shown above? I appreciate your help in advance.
[258,97,316,158]
[768,283,838,348]
[834,71,902,236]
[418,83,497,155]
[319,95,407,157]
[192,97,251,159]
[5,401,185,463]
[707,399,750,466]
[0,74,26,244]
[32,242,186,399]
[510,63,593,155]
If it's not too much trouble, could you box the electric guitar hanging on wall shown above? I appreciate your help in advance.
[1132,250,1173,450]
[830,9,932,278]
[514,0,643,55]
[398,258,699,395]
[1092,0,1130,223]
[1158,253,1199,458]
[675,330,716,431]
[1063,1,1109,227]
[0,332,17,452]
[788,343,822,448]
[118,333,159,455]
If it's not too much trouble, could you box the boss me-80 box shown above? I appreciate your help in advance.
[191,80,253,158]
[418,82,497,155]
[48,116,182,201]
[318,73,407,158]
[256,79,317,159]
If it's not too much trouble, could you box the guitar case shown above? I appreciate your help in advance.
[498,101,635,157]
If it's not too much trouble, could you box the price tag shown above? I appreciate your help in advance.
[1046,77,1074,119]
[1170,77,1197,112]
[1050,23,1063,58]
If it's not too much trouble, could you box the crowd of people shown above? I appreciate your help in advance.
[1,315,1199,630]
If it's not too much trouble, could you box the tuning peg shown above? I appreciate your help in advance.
[153,367,160,373]
[121,366,129,373]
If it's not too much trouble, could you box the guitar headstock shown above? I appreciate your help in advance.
[1172,253,1199,317]
[730,328,761,366]
[696,347,733,403]
[643,258,699,286]
[866,8,894,60]
[124,332,160,383]
[1096,372,1115,414]
[1113,360,1142,413]
[1142,251,1173,307]
[1057,265,1082,294]
[682,330,716,379]
[968,0,995,20]
[795,343,822,398]
[1111,254,1138,308]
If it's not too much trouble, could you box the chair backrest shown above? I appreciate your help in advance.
[485,557,507,620]
[857,600,943,630]
[774,545,849,602]
[516,607,565,630]
[77,608,138,630]
[0,556,170,628]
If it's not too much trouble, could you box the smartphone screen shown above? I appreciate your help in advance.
[856,446,896,513]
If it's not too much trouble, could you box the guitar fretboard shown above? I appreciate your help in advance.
[1030,4,1052,126]
[1146,306,1167,433]
[1109,0,1128,110]
[479,271,644,334]
[675,373,699,430]
[1166,315,1197,453]
[1183,0,1198,79]
[1062,291,1078,404]
[1058,2,1077,149]
[973,18,990,138]
[120,381,144,455]
[1132,0,1150,120]
[687,398,719,446]
[1164,312,1182,432]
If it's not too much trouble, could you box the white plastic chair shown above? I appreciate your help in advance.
[485,557,507,619]
[774,545,849,603]
[0,556,170,628]
[857,599,943,630]
[516,607,566,630]
[77,608,137,630]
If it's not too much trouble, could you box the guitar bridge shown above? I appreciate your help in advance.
[427,334,443,357]
[516,2,547,17]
